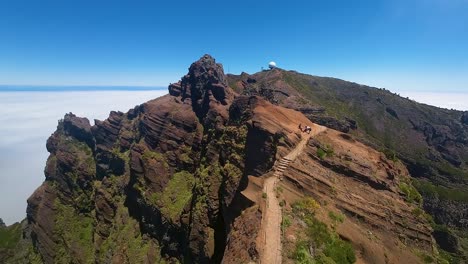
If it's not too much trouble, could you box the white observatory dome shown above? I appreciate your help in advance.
[268,61,277,69]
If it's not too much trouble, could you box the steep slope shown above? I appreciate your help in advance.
[228,69,468,261]
[0,55,453,263]
[221,110,436,263]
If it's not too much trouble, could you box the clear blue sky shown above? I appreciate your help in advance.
[1,0,467,91]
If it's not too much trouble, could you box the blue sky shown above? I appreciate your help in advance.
[0,0,467,91]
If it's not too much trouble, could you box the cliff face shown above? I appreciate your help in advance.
[1,55,461,263]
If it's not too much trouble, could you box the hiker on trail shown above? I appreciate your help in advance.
[305,125,312,134]
[299,123,303,132]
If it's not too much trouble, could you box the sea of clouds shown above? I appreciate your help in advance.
[396,91,468,111]
[0,90,466,225]
[0,90,166,225]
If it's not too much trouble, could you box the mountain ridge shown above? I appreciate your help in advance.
[1,55,466,263]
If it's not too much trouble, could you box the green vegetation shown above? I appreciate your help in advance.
[151,171,195,221]
[97,200,158,263]
[62,136,93,156]
[411,207,424,217]
[179,152,193,164]
[262,192,267,199]
[53,199,94,263]
[60,135,96,175]
[317,148,327,159]
[142,150,165,162]
[0,222,21,249]
[292,197,321,215]
[282,215,292,231]
[316,145,334,159]
[437,250,453,264]
[411,207,434,226]
[55,135,96,212]
[413,179,468,203]
[437,162,468,181]
[382,149,398,162]
[223,162,242,180]
[328,211,345,224]
[218,125,248,165]
[290,198,356,264]
[413,248,452,264]
[399,181,423,205]
[111,147,130,163]
[276,186,284,193]
[26,245,44,264]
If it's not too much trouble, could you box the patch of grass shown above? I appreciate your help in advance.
[60,135,96,177]
[290,197,356,264]
[26,244,44,264]
[292,197,320,215]
[53,199,94,263]
[111,147,130,163]
[141,150,164,162]
[399,182,423,205]
[151,171,195,221]
[411,207,434,226]
[292,216,355,264]
[291,241,314,264]
[411,207,424,217]
[0,222,21,249]
[276,186,284,193]
[415,250,435,264]
[317,148,326,159]
[437,249,456,264]
[437,162,468,181]
[179,152,193,164]
[97,200,156,263]
[223,163,242,180]
[383,149,398,162]
[328,211,345,224]
[262,192,267,199]
[316,145,334,159]
[282,215,292,231]
[413,179,468,203]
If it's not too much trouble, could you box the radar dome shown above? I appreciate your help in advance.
[268,61,277,69]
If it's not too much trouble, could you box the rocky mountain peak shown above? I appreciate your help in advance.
[169,54,232,121]
[46,113,95,154]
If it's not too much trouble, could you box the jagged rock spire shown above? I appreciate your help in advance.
[169,54,232,121]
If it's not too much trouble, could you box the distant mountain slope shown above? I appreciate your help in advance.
[228,69,468,260]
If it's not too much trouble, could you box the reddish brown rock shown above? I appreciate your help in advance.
[26,183,58,264]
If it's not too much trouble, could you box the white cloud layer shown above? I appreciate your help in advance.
[0,91,166,225]
[396,91,468,111]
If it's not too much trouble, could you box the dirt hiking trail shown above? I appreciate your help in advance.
[259,124,326,264]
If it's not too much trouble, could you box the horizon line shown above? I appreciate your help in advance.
[0,84,168,92]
